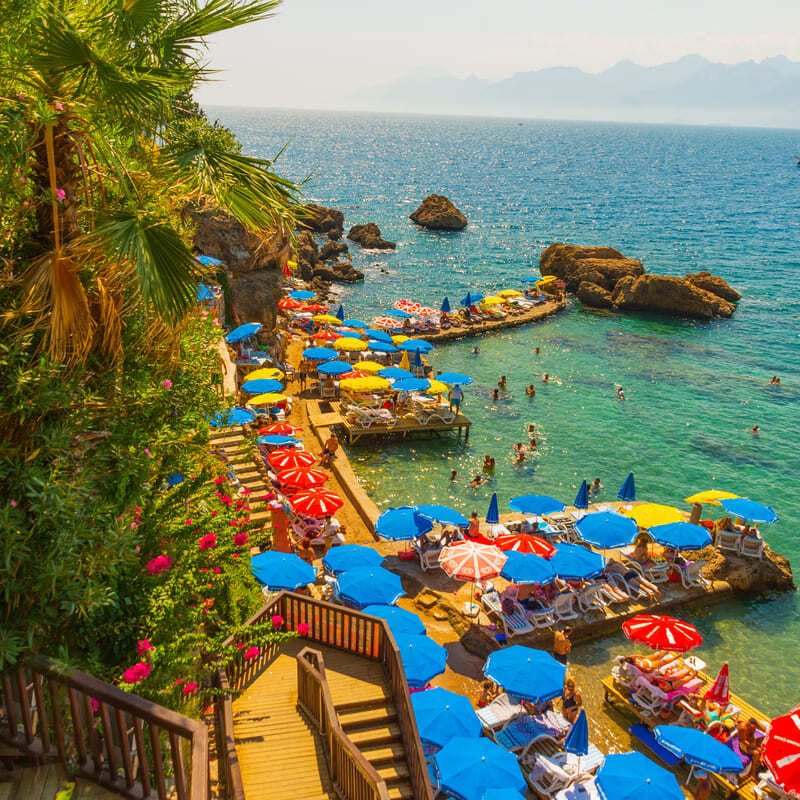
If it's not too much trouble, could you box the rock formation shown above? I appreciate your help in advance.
[410,194,467,230]
[347,222,396,250]
[698,544,795,594]
[313,262,364,284]
[540,242,740,319]
[301,203,345,238]
[319,239,350,261]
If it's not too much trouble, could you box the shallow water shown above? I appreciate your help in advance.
[215,107,800,716]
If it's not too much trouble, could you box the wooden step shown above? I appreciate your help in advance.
[346,723,403,747]
[354,742,408,767]
[335,696,391,714]
[376,762,410,786]
[387,782,415,800]
[339,706,398,733]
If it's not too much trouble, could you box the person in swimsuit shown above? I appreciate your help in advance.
[553,627,572,665]
[738,717,766,778]
[561,677,582,724]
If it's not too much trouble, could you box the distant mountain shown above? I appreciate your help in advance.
[351,55,800,127]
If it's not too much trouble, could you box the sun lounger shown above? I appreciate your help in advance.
[679,559,710,589]
[524,754,575,798]
[481,589,535,637]
[620,549,669,583]
[755,771,793,799]
[413,540,443,571]
[475,692,525,730]
[740,534,764,559]
[492,714,554,752]
[552,592,580,623]
[524,604,557,629]
[575,584,607,613]
[716,529,742,555]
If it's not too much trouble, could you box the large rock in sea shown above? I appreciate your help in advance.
[301,203,345,238]
[685,271,742,303]
[698,543,794,594]
[319,239,350,261]
[410,195,467,230]
[539,243,644,292]
[611,274,736,319]
[576,281,614,309]
[313,262,364,284]
[347,222,396,249]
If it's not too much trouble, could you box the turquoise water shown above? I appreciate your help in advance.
[215,108,799,714]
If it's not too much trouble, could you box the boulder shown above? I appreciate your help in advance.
[576,281,614,309]
[698,544,794,594]
[410,194,467,230]
[347,222,396,250]
[611,274,736,319]
[294,230,318,282]
[313,261,364,284]
[685,271,741,303]
[319,240,350,261]
[301,203,344,238]
[539,244,644,291]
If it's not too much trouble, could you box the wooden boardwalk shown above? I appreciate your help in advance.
[0,762,121,800]
[232,640,414,800]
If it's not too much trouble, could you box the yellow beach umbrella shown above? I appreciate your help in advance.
[624,503,686,528]
[425,379,449,394]
[684,490,739,506]
[481,296,503,305]
[334,337,368,352]
[392,334,410,344]
[354,360,386,373]
[498,289,523,298]
[399,351,410,371]
[312,314,341,324]
[249,392,288,405]
[246,367,285,381]
[339,376,391,392]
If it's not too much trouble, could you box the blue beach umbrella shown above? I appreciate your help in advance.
[375,506,434,541]
[435,738,526,800]
[367,341,398,353]
[649,522,712,550]
[336,567,405,608]
[654,725,743,774]
[250,551,316,590]
[481,791,525,800]
[484,645,566,703]
[363,605,427,637]
[387,308,413,319]
[392,377,431,392]
[395,634,448,688]
[441,296,452,313]
[225,322,262,344]
[289,289,315,300]
[415,504,470,527]
[256,434,299,446]
[413,350,423,368]
[719,497,779,524]
[574,480,589,510]
[209,407,255,426]
[241,378,284,394]
[197,254,223,266]
[508,494,566,516]
[460,291,485,307]
[322,544,385,576]
[500,551,556,585]
[317,360,352,376]
[335,304,345,321]
[486,493,500,525]
[575,511,638,550]
[549,543,606,581]
[411,688,481,748]
[339,330,363,338]
[436,372,474,386]
[342,318,368,329]
[302,346,337,361]
[564,709,589,756]
[379,367,414,380]
[399,339,434,353]
[365,328,393,343]
[596,751,684,800]
[618,472,636,502]
[521,275,538,283]
[196,283,214,302]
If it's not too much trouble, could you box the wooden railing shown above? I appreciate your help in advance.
[211,669,245,800]
[0,656,208,800]
[218,591,434,800]
[296,647,390,800]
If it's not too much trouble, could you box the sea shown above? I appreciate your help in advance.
[213,107,800,716]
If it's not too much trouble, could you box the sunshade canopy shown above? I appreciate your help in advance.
[410,687,482,748]
[250,551,316,590]
[323,545,385,576]
[483,645,566,703]
[622,613,702,652]
[336,567,405,608]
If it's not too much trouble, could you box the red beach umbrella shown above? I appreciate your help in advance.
[278,297,304,310]
[704,663,730,706]
[290,488,344,517]
[763,706,800,796]
[622,614,703,652]
[260,423,300,436]
[312,329,341,341]
[438,540,507,582]
[495,533,556,559]
[302,303,330,313]
[276,467,329,489]
[373,316,400,329]
[267,449,317,470]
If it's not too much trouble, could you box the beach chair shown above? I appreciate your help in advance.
[575,583,608,613]
[481,590,535,637]
[522,754,577,799]
[716,529,742,555]
[601,573,634,604]
[492,714,553,752]
[755,771,793,799]
[413,540,443,571]
[620,550,669,583]
[475,693,525,730]
[525,604,557,629]
[740,534,764,559]
[680,560,711,589]
[552,592,580,623]
[630,677,670,719]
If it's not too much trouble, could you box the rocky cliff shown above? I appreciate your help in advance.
[540,243,740,319]
[410,194,468,230]
[699,544,795,594]
[347,222,396,249]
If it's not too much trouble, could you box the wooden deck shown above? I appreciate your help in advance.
[324,401,470,445]
[602,671,772,800]
[0,762,122,800]
[232,639,414,800]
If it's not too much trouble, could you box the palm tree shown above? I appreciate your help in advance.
[1,0,298,363]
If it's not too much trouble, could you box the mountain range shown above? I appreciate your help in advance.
[350,55,800,127]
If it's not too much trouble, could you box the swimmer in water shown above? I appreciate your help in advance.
[529,437,537,450]
[534,347,540,355]
[483,454,496,472]
[527,423,536,435]
[468,474,484,488]
[492,388,500,402]
[472,345,479,355]
[450,469,458,483]
[498,376,507,390]
[752,425,760,434]
[543,373,549,382]
[526,384,536,396]
[769,376,781,385]
[617,386,625,401]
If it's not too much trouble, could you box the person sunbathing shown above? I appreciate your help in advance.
[738,717,766,778]
[477,680,499,708]
[606,558,662,601]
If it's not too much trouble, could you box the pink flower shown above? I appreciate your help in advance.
[145,554,172,576]
[144,448,152,458]
[122,661,152,685]
[297,623,310,636]
[136,639,154,657]
[213,566,222,574]
[90,697,100,713]
[242,487,252,496]
[54,101,64,111]
[162,379,173,389]
[184,518,193,526]
[271,615,285,629]
[232,553,240,559]
[182,680,199,696]
[9,500,17,508]
[198,533,217,551]
[55,188,66,201]
[236,642,244,650]
[130,522,138,530]
[243,646,259,660]
[213,476,226,485]
[233,531,248,547]
[211,510,218,517]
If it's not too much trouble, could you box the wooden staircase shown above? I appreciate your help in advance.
[0,762,121,800]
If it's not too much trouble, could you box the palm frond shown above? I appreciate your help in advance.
[163,0,281,47]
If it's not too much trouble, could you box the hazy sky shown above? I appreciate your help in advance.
[196,0,800,109]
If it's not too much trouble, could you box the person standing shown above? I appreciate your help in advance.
[553,626,573,665]
[448,384,464,413]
